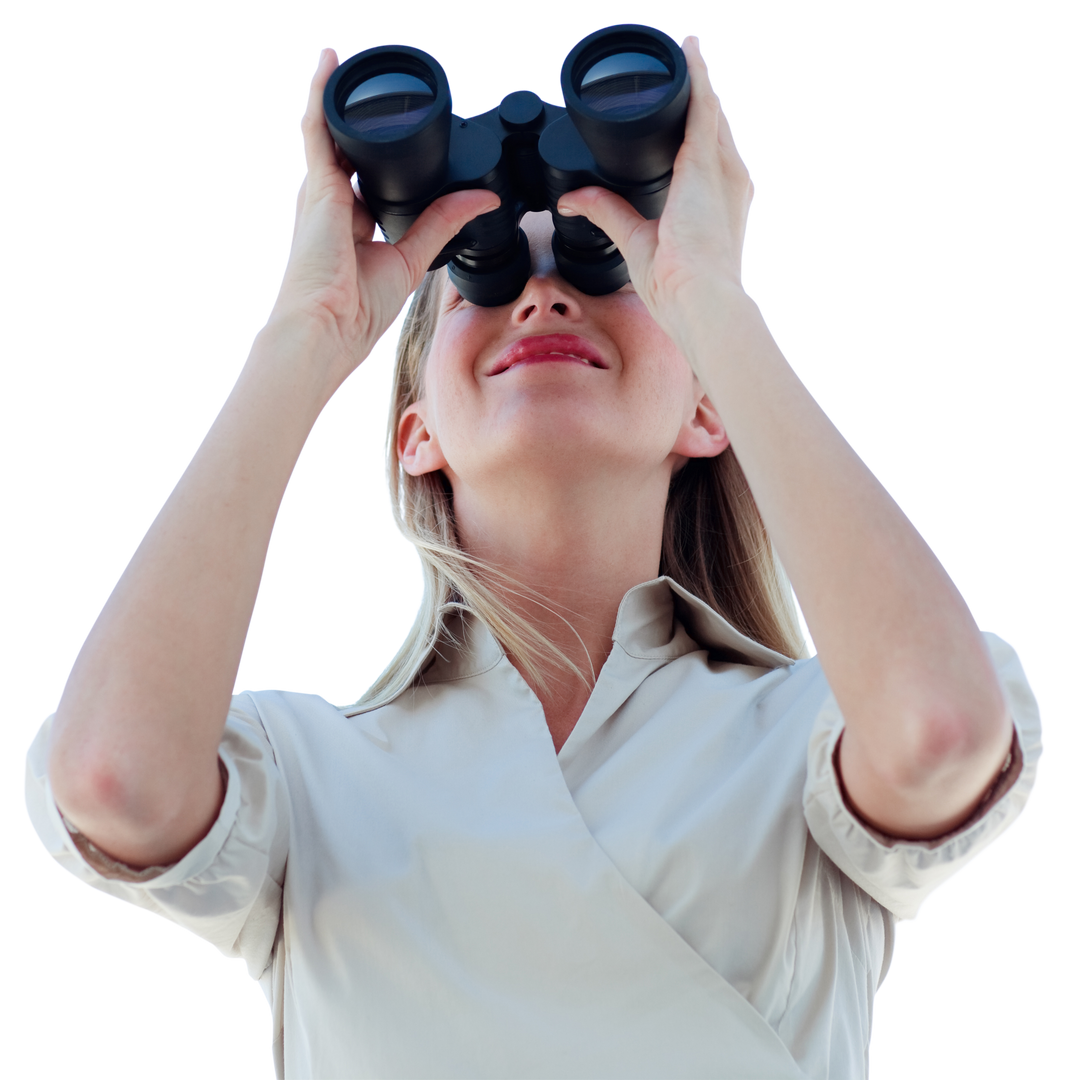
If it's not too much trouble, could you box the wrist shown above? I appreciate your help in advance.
[251,309,365,412]
[663,278,760,364]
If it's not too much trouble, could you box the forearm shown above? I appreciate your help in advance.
[49,314,345,866]
[559,36,1013,836]
[679,285,1012,836]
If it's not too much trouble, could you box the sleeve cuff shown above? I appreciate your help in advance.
[802,632,1042,920]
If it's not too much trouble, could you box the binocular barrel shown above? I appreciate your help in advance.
[323,25,690,306]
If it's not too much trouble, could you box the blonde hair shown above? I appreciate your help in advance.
[359,270,804,707]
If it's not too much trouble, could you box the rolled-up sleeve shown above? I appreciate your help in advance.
[25,693,289,979]
[802,632,1041,920]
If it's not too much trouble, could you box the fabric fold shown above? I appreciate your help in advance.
[802,632,1041,920]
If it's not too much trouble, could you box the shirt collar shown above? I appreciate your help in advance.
[419,576,794,687]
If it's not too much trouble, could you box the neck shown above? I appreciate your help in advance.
[452,464,671,750]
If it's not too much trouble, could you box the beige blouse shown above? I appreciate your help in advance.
[26,577,1040,1079]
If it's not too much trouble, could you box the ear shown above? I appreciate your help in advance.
[671,391,731,460]
[397,401,448,476]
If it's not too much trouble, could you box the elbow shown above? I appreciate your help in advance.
[839,674,1015,839]
[49,734,142,832]
[869,696,1013,796]
[48,726,222,869]
[47,721,184,850]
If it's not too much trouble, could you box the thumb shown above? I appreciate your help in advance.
[393,189,501,283]
[557,187,656,268]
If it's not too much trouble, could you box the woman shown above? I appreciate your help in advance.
[27,39,1038,1079]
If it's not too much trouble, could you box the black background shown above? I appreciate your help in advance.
[18,10,1049,1080]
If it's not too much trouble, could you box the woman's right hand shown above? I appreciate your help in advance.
[272,49,499,392]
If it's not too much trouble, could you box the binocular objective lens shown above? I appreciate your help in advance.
[343,72,436,135]
[578,52,672,117]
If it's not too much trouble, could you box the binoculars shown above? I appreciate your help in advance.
[323,24,690,306]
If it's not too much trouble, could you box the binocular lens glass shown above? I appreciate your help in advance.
[343,72,435,135]
[578,52,672,117]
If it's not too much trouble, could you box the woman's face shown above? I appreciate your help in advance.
[398,211,727,491]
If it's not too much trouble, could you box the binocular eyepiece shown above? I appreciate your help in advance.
[323,25,690,306]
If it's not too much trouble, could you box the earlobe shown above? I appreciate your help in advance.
[397,402,448,477]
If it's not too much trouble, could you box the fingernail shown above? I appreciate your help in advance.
[557,204,577,217]
[319,48,328,64]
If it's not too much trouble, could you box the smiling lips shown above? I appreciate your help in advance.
[489,334,608,376]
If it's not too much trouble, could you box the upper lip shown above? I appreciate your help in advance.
[488,334,608,376]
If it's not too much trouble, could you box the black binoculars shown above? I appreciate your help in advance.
[323,25,690,306]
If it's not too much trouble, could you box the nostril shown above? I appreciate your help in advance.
[551,303,567,315]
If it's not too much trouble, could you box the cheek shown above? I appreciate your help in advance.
[609,301,695,406]
[424,303,500,390]
[420,321,491,467]
[609,294,680,361]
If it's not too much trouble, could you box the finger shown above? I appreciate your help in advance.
[682,37,743,162]
[301,49,342,179]
[392,189,502,286]
[681,37,729,159]
[682,32,717,106]
[556,187,654,267]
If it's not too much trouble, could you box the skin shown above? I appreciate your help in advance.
[398,212,728,742]
[48,40,1012,872]
[397,38,1006,833]
[552,42,1013,839]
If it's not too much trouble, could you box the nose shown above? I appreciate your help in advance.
[510,270,584,326]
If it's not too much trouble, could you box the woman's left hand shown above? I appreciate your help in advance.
[556,37,753,346]
[564,37,1015,842]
